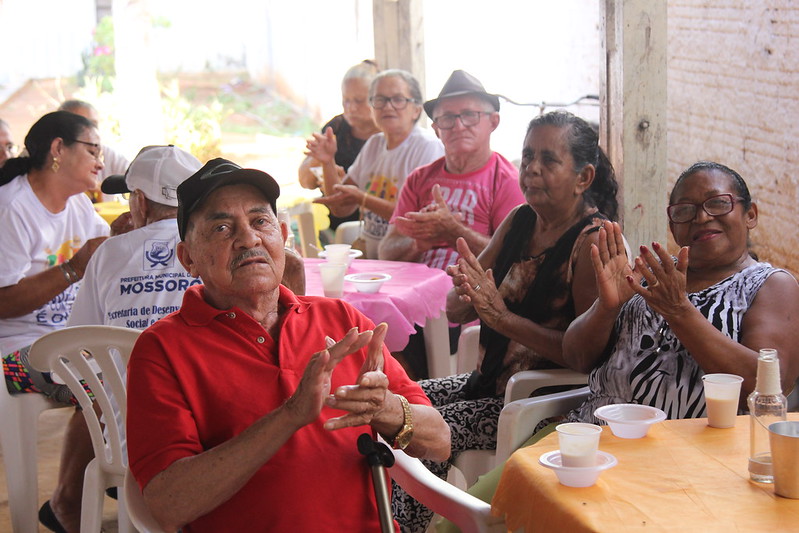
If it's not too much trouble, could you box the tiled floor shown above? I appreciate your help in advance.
[0,407,119,532]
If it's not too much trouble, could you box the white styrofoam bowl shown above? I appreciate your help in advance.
[594,404,666,439]
[539,450,618,487]
[343,272,391,293]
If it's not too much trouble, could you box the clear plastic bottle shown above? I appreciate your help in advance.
[748,349,788,483]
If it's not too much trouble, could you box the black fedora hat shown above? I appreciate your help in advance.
[423,70,500,119]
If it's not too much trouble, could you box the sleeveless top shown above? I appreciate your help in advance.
[464,204,605,399]
[571,262,782,423]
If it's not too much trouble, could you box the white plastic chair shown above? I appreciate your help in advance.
[494,385,591,464]
[334,220,363,245]
[385,438,506,533]
[453,325,481,375]
[449,330,589,488]
[123,469,166,533]
[0,376,68,533]
[28,325,142,533]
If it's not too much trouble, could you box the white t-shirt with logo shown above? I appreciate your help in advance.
[347,126,444,258]
[0,175,110,355]
[67,218,201,329]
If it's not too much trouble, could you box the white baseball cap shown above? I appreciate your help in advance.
[101,145,201,207]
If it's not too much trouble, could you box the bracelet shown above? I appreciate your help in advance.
[361,193,369,210]
[59,261,80,285]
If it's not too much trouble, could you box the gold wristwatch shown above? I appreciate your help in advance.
[392,394,414,450]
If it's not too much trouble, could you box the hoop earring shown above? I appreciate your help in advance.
[51,157,60,173]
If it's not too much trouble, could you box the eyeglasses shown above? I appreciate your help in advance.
[432,110,492,130]
[369,95,417,110]
[666,193,744,224]
[74,140,104,162]
[342,98,367,108]
[2,142,18,156]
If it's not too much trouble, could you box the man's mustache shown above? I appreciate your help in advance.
[231,249,270,269]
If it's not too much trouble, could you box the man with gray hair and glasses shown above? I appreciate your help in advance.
[379,70,523,271]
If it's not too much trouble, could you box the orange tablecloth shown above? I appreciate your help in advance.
[492,414,799,532]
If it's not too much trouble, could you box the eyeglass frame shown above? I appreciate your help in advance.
[73,139,104,162]
[432,110,493,130]
[368,95,419,110]
[666,193,745,224]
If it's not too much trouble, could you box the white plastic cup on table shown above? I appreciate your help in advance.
[323,244,351,265]
[702,373,744,428]
[556,422,603,467]
[277,208,295,249]
[769,420,799,499]
[319,263,347,298]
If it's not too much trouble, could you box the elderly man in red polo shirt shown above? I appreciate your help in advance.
[126,158,450,532]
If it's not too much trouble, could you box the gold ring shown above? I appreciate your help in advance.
[474,284,482,292]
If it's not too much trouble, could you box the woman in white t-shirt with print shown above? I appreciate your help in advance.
[0,110,110,532]
[308,69,444,258]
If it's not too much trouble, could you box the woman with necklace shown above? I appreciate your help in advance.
[0,110,111,532]
[393,110,619,533]
[565,161,799,421]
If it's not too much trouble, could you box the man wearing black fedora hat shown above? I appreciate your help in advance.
[379,70,523,271]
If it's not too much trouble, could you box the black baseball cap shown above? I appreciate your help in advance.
[176,157,281,240]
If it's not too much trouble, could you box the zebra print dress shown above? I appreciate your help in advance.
[571,262,781,424]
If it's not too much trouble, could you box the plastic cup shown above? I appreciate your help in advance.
[323,244,351,265]
[319,263,347,298]
[702,373,743,428]
[769,421,799,499]
[556,422,602,467]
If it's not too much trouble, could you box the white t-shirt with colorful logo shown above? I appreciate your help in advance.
[347,126,443,258]
[67,218,201,330]
[0,175,110,355]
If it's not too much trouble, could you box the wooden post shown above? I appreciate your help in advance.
[600,0,667,250]
[372,0,425,89]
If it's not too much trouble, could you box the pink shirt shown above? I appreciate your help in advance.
[391,152,523,270]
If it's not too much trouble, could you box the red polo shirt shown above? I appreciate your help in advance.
[127,284,430,532]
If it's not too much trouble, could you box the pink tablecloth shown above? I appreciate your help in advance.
[304,259,451,351]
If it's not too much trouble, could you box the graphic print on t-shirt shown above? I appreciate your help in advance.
[37,238,82,326]
[143,238,177,270]
[45,238,80,267]
[363,174,399,239]
[436,185,478,227]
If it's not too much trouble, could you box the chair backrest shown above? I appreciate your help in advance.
[455,325,481,375]
[28,325,141,476]
[334,220,363,245]
[495,386,591,464]
[387,442,506,533]
[124,468,167,533]
[504,368,589,404]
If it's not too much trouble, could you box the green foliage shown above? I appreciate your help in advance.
[161,79,227,162]
[214,78,317,137]
[72,77,123,139]
[78,16,116,92]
